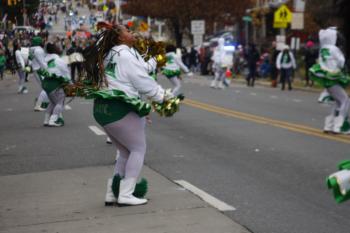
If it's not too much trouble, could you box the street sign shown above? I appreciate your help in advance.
[273,21,288,29]
[193,34,203,46]
[274,4,292,24]
[191,20,205,35]
[294,0,305,12]
[291,13,304,30]
[276,35,286,50]
[242,16,252,22]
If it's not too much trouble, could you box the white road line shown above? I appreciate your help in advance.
[292,99,302,103]
[270,95,278,99]
[88,125,106,136]
[64,105,72,110]
[174,180,236,211]
[250,92,257,96]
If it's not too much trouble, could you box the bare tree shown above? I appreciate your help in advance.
[122,0,253,46]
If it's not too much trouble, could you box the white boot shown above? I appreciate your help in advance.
[105,178,117,206]
[48,114,63,127]
[43,113,51,126]
[324,115,335,133]
[218,81,225,89]
[210,80,217,88]
[118,178,147,206]
[333,116,345,134]
[34,100,45,112]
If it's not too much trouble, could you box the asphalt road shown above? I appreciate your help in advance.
[3,5,350,232]
[1,73,350,233]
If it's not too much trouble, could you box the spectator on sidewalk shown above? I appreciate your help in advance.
[245,43,260,87]
[66,41,83,83]
[304,39,318,87]
[276,45,296,91]
[270,41,279,87]
[0,49,6,80]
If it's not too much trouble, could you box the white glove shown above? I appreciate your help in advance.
[163,89,174,101]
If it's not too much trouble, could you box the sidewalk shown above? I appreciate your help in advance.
[0,166,251,233]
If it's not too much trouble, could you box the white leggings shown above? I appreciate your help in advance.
[169,76,182,96]
[33,72,49,103]
[46,88,65,116]
[103,112,146,179]
[327,85,350,118]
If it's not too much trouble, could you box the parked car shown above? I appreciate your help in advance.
[13,26,40,35]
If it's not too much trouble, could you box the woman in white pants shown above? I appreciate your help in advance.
[30,36,49,111]
[85,22,173,206]
[310,27,350,134]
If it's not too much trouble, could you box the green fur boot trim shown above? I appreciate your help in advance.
[41,102,49,109]
[56,117,65,126]
[112,175,148,198]
[341,118,350,133]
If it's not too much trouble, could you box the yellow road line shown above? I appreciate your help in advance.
[183,99,350,144]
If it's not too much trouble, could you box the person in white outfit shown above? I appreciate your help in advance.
[14,41,28,94]
[30,36,50,111]
[309,27,350,134]
[85,23,174,206]
[40,43,71,127]
[276,45,296,91]
[210,38,232,89]
[162,44,191,97]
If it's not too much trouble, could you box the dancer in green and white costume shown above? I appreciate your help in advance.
[40,43,71,127]
[30,36,50,111]
[85,23,174,206]
[14,41,29,94]
[162,44,191,97]
[309,27,350,134]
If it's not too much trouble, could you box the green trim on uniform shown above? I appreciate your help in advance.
[93,98,133,126]
[37,69,70,94]
[162,69,181,78]
[327,160,350,203]
[309,63,350,88]
[88,89,151,126]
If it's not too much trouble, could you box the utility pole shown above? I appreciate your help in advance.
[23,0,27,25]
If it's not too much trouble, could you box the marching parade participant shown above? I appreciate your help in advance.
[162,44,191,97]
[310,27,350,134]
[84,22,175,206]
[14,41,29,94]
[30,36,50,112]
[210,38,232,89]
[39,43,71,127]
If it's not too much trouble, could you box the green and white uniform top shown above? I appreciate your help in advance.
[39,54,71,94]
[91,44,167,126]
[309,27,350,88]
[29,46,47,71]
[318,28,345,73]
[98,44,165,102]
[162,52,189,78]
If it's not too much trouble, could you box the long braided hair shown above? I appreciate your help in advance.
[84,22,123,88]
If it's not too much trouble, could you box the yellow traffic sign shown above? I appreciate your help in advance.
[273,21,288,29]
[274,4,292,23]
